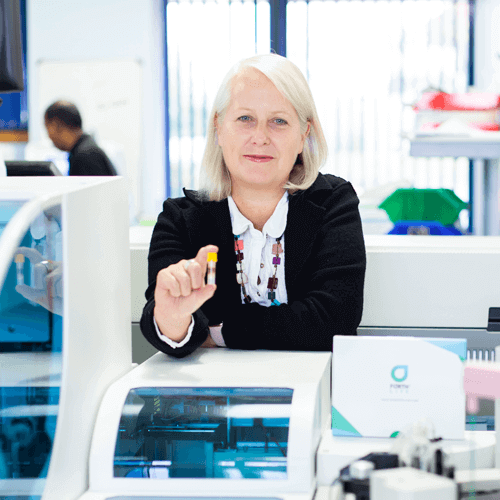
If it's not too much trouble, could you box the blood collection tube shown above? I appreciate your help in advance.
[15,253,25,285]
[207,252,217,285]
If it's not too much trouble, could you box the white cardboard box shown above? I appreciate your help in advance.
[332,336,466,440]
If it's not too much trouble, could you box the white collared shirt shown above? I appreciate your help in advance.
[228,193,288,306]
[155,192,289,348]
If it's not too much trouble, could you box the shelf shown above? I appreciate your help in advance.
[410,133,500,159]
[0,130,29,142]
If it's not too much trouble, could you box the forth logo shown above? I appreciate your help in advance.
[391,365,408,382]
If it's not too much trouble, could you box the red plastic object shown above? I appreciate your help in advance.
[414,92,500,111]
[474,123,500,131]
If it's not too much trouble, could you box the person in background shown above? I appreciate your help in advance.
[140,53,366,358]
[44,101,117,176]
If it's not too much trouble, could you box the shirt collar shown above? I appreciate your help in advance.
[228,192,289,238]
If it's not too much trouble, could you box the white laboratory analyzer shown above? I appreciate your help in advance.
[0,177,132,500]
[77,349,331,500]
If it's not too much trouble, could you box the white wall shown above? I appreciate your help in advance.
[27,0,166,220]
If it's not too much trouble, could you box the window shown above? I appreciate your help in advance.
[164,0,472,228]
[287,0,471,205]
[166,0,270,198]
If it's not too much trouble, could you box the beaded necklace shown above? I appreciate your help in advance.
[234,234,283,306]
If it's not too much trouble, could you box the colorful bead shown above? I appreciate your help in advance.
[267,277,278,289]
[272,243,283,254]
[237,273,248,284]
[235,234,283,305]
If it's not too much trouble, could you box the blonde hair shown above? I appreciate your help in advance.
[198,54,328,201]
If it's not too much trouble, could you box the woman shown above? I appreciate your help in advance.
[140,54,366,358]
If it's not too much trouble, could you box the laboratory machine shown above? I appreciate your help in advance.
[313,346,500,500]
[0,177,132,500]
[77,349,331,500]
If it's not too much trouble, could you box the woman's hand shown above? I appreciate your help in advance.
[153,245,218,342]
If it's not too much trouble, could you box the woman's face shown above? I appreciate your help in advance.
[216,68,309,195]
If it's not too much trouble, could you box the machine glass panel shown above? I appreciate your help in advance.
[0,203,63,351]
[114,387,293,479]
[0,199,26,238]
[0,204,63,499]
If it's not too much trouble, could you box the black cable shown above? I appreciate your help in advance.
[255,420,287,457]
[265,430,286,457]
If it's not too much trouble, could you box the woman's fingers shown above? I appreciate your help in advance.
[154,246,218,340]
[174,245,219,291]
[191,283,217,306]
[155,272,216,316]
[157,245,219,299]
[170,259,201,296]
[159,267,181,297]
[184,259,203,290]
[177,264,194,297]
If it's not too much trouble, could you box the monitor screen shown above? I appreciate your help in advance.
[5,161,62,176]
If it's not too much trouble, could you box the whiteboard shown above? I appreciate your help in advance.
[37,59,143,217]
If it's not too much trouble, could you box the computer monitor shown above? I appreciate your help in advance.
[5,161,62,176]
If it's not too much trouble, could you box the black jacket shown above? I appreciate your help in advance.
[69,133,117,176]
[140,173,366,358]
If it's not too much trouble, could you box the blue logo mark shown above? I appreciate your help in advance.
[391,365,408,382]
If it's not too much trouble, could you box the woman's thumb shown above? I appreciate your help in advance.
[194,284,217,307]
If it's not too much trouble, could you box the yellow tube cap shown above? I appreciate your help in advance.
[207,252,218,262]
